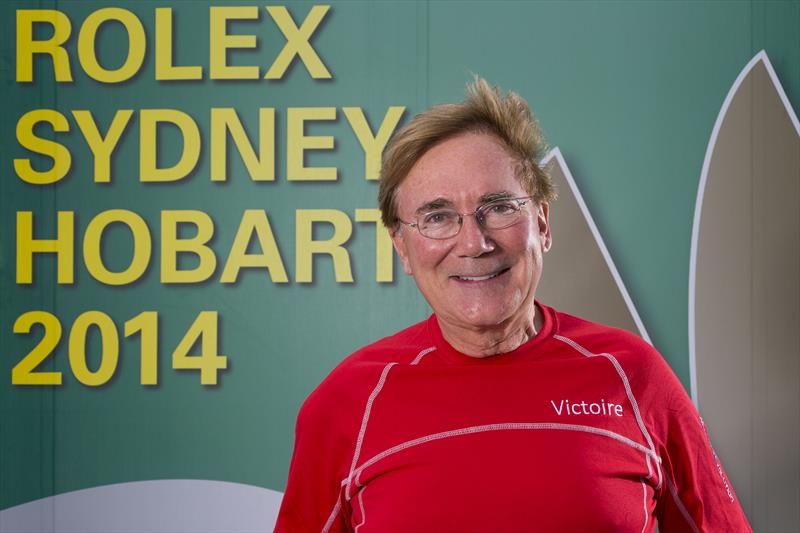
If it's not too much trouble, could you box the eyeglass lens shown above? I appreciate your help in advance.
[418,198,526,239]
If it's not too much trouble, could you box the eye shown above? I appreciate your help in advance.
[484,201,517,216]
[422,210,456,226]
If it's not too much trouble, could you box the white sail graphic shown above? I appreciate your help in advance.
[689,50,800,530]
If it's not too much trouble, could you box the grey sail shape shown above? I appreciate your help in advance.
[538,149,650,342]
[690,51,800,531]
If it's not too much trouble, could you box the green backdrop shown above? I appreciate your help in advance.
[1,0,798,513]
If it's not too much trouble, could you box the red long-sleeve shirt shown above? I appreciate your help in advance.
[275,303,751,532]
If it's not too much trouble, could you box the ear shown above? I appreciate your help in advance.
[390,226,414,275]
[537,202,552,253]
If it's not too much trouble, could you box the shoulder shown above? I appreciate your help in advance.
[296,317,433,429]
[552,307,656,358]
[339,316,434,367]
[549,307,692,432]
[550,307,682,396]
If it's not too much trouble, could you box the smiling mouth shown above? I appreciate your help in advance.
[452,267,510,282]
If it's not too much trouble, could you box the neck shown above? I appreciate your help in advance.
[438,304,541,358]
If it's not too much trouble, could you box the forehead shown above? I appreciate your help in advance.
[396,132,525,213]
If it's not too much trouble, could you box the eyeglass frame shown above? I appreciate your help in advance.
[396,195,536,240]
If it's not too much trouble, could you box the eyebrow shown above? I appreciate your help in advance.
[413,190,518,215]
[478,190,517,203]
[415,197,453,215]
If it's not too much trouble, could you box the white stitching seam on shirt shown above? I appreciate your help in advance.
[320,495,342,533]
[344,422,661,490]
[640,479,649,533]
[345,362,397,502]
[553,334,664,491]
[354,470,367,533]
[663,471,701,533]
[411,346,436,365]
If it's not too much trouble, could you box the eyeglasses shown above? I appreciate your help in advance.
[398,196,534,240]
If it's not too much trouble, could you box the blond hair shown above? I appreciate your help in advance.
[378,77,555,228]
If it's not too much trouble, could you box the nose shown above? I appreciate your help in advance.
[454,213,495,258]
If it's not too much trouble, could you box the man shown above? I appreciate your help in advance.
[275,78,751,532]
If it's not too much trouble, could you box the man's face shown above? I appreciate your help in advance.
[391,132,551,333]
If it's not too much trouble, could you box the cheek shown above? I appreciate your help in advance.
[511,234,544,284]
[524,227,542,251]
[409,241,450,269]
[509,227,542,264]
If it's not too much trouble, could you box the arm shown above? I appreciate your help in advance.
[274,395,351,532]
[274,358,382,533]
[651,361,752,532]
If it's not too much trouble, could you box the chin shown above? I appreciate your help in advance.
[456,306,514,329]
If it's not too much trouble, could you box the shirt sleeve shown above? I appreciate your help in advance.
[274,361,374,533]
[273,396,351,532]
[650,358,752,532]
[275,386,349,533]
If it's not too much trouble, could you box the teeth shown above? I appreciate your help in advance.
[458,271,501,281]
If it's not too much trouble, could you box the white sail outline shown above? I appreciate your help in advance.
[688,50,800,405]
[541,148,653,344]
